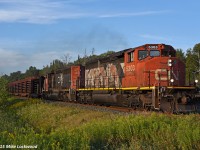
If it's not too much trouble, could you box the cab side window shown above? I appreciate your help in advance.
[138,50,148,60]
[128,51,134,62]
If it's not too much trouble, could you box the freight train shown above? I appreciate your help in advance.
[8,44,200,113]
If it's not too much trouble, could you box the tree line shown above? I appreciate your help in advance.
[176,43,200,85]
[1,50,115,82]
[1,43,200,86]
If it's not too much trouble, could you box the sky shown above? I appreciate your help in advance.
[0,0,200,75]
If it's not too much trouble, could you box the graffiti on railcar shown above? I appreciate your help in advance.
[85,62,124,88]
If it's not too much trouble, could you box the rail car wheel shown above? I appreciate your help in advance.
[129,102,138,110]
[160,96,174,113]
[143,104,153,111]
[161,99,177,113]
[168,95,179,113]
[160,92,186,113]
[129,96,142,110]
[62,93,69,101]
[138,99,145,110]
[58,92,64,101]
[76,95,83,103]
[88,98,94,105]
[139,94,152,111]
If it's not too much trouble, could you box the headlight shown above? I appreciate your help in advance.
[170,79,174,83]
[195,79,198,83]
[168,59,172,67]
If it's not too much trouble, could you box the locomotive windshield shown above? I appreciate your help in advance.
[138,50,160,60]
[150,50,160,57]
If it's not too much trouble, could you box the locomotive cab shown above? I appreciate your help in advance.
[122,44,185,88]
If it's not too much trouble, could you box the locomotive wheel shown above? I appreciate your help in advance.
[170,97,178,113]
[58,93,64,101]
[159,96,175,113]
[129,102,137,110]
[88,99,94,105]
[129,97,143,110]
[161,93,181,113]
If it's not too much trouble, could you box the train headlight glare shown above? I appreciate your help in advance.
[195,79,198,83]
[170,79,174,83]
[168,59,172,67]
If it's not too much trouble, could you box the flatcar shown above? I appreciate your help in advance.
[8,44,200,113]
[8,76,44,98]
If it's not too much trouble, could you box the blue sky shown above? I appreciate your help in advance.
[0,0,200,75]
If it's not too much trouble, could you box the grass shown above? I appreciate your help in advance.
[0,97,200,149]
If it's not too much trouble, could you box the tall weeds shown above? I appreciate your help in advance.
[0,98,199,150]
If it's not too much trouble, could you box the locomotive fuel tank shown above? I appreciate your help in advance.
[92,93,126,106]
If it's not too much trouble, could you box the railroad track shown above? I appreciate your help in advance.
[44,99,153,115]
[12,97,199,115]
[10,96,149,114]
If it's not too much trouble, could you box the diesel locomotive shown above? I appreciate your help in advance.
[8,44,200,113]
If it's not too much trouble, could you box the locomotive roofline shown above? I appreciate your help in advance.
[85,49,129,65]
[85,43,176,65]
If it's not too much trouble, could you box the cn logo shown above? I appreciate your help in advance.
[155,69,170,81]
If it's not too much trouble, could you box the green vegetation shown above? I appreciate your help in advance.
[0,98,200,150]
[176,43,200,85]
[0,77,9,104]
